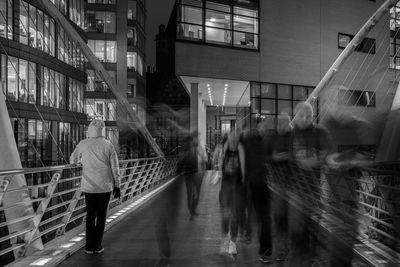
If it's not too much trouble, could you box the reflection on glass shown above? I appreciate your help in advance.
[206,1,231,12]
[261,99,275,114]
[234,6,257,17]
[206,10,231,28]
[27,119,36,166]
[28,62,36,104]
[278,84,291,99]
[44,14,50,53]
[234,32,257,48]
[261,83,276,98]
[94,40,105,61]
[127,52,137,69]
[37,10,44,51]
[293,86,308,100]
[179,6,202,24]
[0,0,7,38]
[19,59,28,103]
[105,12,116,33]
[251,98,259,113]
[60,74,66,109]
[206,27,231,44]
[127,27,137,46]
[177,23,203,40]
[234,15,257,33]
[277,100,292,115]
[106,41,117,63]
[29,5,37,48]
[127,1,137,20]
[250,82,260,97]
[42,67,50,106]
[7,57,18,101]
[20,1,29,44]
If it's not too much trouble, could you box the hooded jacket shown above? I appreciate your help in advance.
[70,119,120,193]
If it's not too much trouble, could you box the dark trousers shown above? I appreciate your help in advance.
[185,172,203,216]
[85,192,111,251]
[238,182,252,237]
[249,182,272,255]
[219,179,243,240]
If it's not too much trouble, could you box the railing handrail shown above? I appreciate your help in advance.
[0,155,182,177]
[0,164,79,176]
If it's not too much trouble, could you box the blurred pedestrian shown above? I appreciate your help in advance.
[270,113,292,261]
[240,119,273,264]
[288,102,333,266]
[219,132,245,256]
[70,119,121,255]
[178,133,207,220]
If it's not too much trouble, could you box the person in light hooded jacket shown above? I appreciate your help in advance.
[70,119,121,255]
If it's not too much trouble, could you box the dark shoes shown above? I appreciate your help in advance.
[259,249,273,264]
[85,250,94,255]
[85,246,104,255]
[95,246,104,254]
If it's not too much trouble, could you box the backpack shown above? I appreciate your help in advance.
[223,149,240,176]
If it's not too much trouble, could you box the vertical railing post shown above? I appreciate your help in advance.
[20,170,62,256]
[55,189,82,237]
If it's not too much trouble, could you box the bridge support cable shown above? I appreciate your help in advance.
[38,0,164,157]
[304,0,399,107]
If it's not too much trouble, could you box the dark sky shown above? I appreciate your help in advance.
[146,0,175,68]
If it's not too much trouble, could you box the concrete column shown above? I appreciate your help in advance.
[190,83,199,135]
[200,99,207,148]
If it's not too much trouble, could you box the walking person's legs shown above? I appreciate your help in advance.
[84,193,97,253]
[185,175,195,217]
[250,183,273,263]
[192,172,204,214]
[93,192,111,252]
[219,183,232,254]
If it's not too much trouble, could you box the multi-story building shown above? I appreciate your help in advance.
[165,0,398,157]
[0,0,88,168]
[84,0,148,157]
[0,1,88,265]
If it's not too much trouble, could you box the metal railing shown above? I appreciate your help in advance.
[0,156,179,264]
[267,161,400,262]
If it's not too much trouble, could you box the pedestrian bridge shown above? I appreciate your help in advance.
[1,157,399,267]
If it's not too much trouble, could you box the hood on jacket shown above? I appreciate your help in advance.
[87,119,105,138]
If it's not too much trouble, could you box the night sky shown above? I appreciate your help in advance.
[146,0,175,68]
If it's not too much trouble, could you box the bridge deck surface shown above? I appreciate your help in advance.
[57,172,361,267]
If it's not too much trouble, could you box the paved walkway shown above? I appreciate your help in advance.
[57,172,360,267]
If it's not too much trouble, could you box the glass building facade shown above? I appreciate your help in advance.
[250,82,318,129]
[0,0,88,167]
[176,0,259,49]
[84,0,147,155]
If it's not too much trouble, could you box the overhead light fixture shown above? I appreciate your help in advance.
[207,84,210,87]
[208,86,213,106]
[210,18,216,22]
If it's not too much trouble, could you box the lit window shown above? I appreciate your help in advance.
[127,1,137,20]
[127,52,137,69]
[176,0,259,49]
